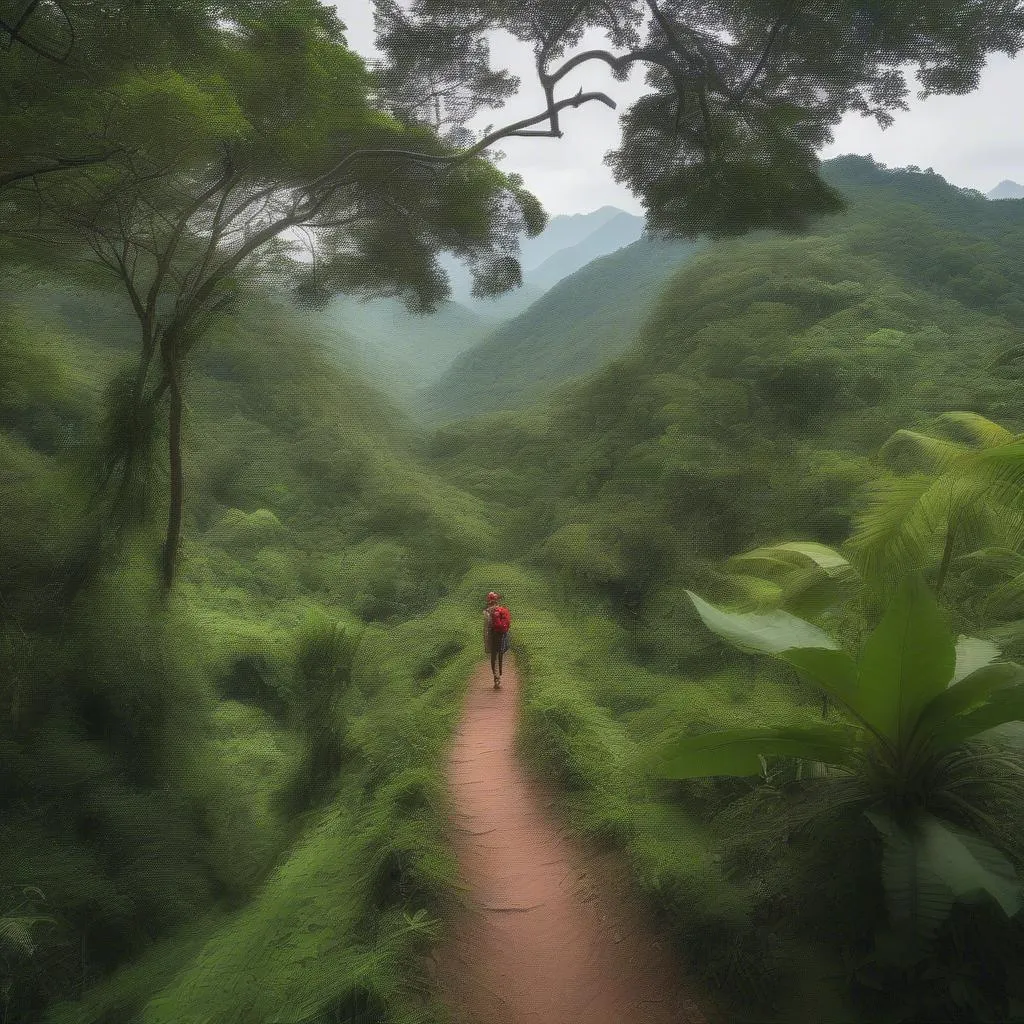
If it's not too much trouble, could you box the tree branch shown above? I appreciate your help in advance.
[0,150,123,191]
[0,0,74,61]
[728,4,803,110]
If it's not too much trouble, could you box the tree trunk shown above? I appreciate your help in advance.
[160,347,184,592]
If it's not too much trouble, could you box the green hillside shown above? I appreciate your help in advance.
[0,280,501,1024]
[421,233,702,420]
[423,155,1024,1021]
[10,1,1024,1021]
[317,294,491,393]
[8,154,1024,1024]
[432,155,1024,576]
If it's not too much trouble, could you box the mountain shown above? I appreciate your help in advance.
[529,211,645,292]
[519,206,629,270]
[431,153,1024,624]
[419,233,702,421]
[988,179,1024,200]
[440,205,642,312]
[322,206,646,384]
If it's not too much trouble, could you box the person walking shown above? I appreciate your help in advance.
[483,591,511,689]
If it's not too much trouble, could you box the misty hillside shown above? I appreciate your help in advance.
[420,234,702,420]
[989,179,1024,200]
[320,206,647,386]
[317,295,491,393]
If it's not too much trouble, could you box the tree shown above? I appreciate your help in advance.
[372,0,1024,238]
[12,3,546,589]
[0,2,241,194]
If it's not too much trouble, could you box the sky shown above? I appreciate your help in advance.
[336,1,1024,216]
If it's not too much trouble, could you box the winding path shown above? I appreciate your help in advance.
[432,657,709,1024]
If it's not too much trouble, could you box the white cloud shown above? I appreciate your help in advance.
[335,1,1024,213]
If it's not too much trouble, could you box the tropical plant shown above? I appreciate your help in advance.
[0,887,55,1023]
[724,539,861,618]
[850,412,1024,595]
[650,575,1024,946]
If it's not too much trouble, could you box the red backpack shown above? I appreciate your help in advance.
[490,605,511,634]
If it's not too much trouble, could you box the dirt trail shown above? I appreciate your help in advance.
[432,657,708,1024]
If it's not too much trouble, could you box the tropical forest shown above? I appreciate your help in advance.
[4,1,1024,1022]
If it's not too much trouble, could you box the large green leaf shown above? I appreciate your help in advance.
[920,662,1024,742]
[727,550,801,580]
[917,815,1022,918]
[773,541,856,576]
[731,541,852,576]
[649,725,857,780]
[866,811,956,940]
[951,636,1001,685]
[686,590,839,654]
[935,685,1024,748]
[779,647,866,722]
[857,575,955,746]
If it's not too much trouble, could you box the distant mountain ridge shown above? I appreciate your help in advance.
[519,206,630,270]
[528,211,645,293]
[419,233,702,421]
[445,205,646,317]
[322,205,647,387]
[988,180,1024,200]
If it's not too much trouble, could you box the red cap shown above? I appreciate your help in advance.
[487,591,499,601]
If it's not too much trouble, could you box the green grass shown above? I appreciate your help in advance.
[43,570,494,1024]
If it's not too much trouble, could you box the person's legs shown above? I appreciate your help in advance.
[496,637,504,677]
[489,633,500,686]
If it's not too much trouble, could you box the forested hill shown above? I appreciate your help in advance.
[429,155,1024,645]
[422,155,1024,425]
[420,233,702,420]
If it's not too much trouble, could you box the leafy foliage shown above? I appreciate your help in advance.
[375,1,1024,237]
[654,578,1024,998]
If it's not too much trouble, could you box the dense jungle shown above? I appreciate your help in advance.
[3,2,1024,1022]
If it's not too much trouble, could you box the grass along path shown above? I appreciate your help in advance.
[432,656,708,1024]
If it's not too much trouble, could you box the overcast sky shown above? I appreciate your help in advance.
[336,1,1024,216]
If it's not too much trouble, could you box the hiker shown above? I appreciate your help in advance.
[484,591,511,688]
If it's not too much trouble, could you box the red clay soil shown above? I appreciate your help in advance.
[431,657,709,1024]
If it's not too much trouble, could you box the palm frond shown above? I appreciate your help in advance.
[880,429,969,475]
[985,571,1024,619]
[972,440,1024,514]
[936,412,1016,450]
[849,474,942,587]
